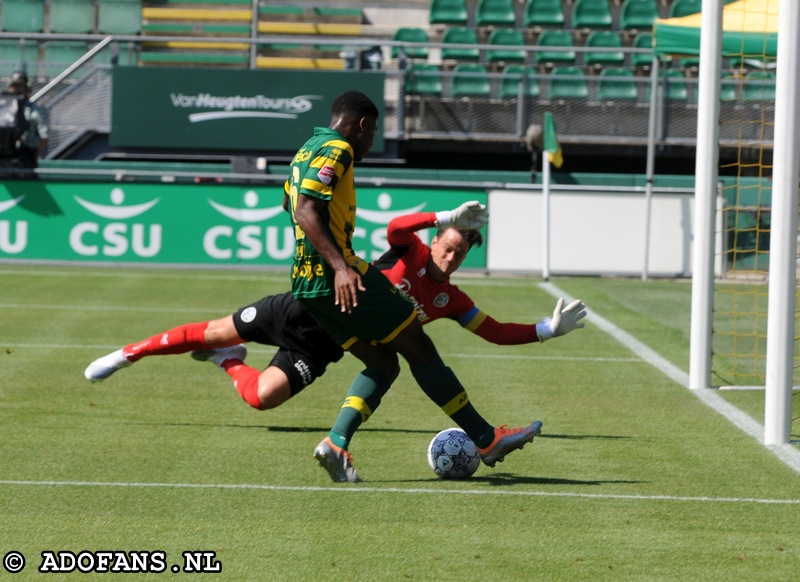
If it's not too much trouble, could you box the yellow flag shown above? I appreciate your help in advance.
[543,112,563,168]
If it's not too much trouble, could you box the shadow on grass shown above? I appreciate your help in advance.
[124,422,438,435]
[382,474,647,486]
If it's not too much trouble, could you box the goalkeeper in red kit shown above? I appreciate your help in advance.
[85,206,586,424]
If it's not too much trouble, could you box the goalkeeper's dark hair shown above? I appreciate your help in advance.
[437,226,483,249]
[332,90,379,120]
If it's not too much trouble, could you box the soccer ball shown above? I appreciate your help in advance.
[427,428,480,480]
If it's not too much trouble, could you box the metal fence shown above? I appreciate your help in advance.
[0,32,778,157]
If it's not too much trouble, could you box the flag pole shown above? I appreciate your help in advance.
[542,147,551,281]
[542,112,562,281]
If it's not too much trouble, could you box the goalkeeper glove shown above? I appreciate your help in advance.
[436,200,489,230]
[536,298,587,342]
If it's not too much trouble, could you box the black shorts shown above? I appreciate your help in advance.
[232,291,345,395]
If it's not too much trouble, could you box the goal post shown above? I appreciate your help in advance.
[689,0,799,445]
[764,0,800,445]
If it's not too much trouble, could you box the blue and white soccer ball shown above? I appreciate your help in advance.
[427,428,480,480]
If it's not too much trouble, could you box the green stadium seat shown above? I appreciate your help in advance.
[406,63,443,95]
[98,0,143,35]
[441,27,480,62]
[429,0,469,26]
[1,0,45,32]
[620,0,660,32]
[500,65,540,99]
[43,41,90,78]
[523,0,565,29]
[0,40,39,77]
[451,63,492,97]
[631,32,654,69]
[486,28,526,64]
[647,68,688,101]
[475,0,517,27]
[670,0,703,18]
[742,71,776,102]
[392,27,429,60]
[534,29,576,67]
[597,67,639,101]
[664,69,689,101]
[719,73,739,102]
[548,66,588,100]
[92,41,138,66]
[584,31,625,69]
[141,51,249,67]
[50,0,96,34]
[572,0,613,30]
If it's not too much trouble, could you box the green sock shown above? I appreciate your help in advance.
[328,368,393,450]
[410,356,494,448]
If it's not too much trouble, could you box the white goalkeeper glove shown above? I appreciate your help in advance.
[536,298,587,342]
[435,200,489,230]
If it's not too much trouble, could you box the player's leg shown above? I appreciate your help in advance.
[84,316,243,382]
[313,342,398,483]
[202,347,332,410]
[389,321,542,468]
[323,341,399,449]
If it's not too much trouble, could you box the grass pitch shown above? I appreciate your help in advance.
[1,265,799,580]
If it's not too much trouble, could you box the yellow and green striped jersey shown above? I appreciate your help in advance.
[284,127,367,298]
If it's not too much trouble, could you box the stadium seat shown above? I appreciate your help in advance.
[663,69,689,101]
[92,41,138,66]
[669,0,703,18]
[451,63,492,97]
[43,41,89,78]
[98,0,143,35]
[719,73,739,102]
[547,66,588,100]
[0,39,39,77]
[647,68,688,101]
[486,28,526,65]
[523,0,565,29]
[406,63,443,95]
[392,27,429,60]
[475,0,517,27]
[584,31,625,69]
[429,0,469,26]
[499,65,540,99]
[441,27,480,62]
[571,0,613,31]
[620,0,660,33]
[534,29,576,67]
[1,0,45,32]
[50,0,95,34]
[631,32,655,69]
[742,71,776,102]
[597,67,638,101]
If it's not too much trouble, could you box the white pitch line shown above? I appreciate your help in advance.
[0,480,797,505]
[539,282,800,475]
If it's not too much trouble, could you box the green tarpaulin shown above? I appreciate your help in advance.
[653,0,778,57]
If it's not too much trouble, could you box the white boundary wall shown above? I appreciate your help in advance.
[486,188,695,277]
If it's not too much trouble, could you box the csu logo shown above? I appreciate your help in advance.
[203,190,293,260]
[354,193,427,261]
[0,194,27,255]
[69,188,162,257]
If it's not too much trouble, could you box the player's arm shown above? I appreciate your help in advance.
[458,298,587,345]
[387,212,438,247]
[387,201,490,247]
[293,194,363,313]
[460,308,540,345]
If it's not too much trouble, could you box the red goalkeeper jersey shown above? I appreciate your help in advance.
[373,212,541,345]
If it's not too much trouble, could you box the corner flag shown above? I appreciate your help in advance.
[543,112,563,169]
